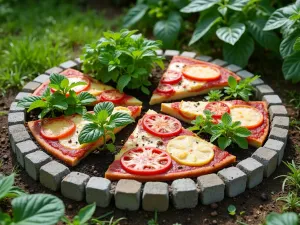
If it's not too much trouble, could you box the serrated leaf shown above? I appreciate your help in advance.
[60,78,69,89]
[218,137,232,150]
[12,194,65,225]
[109,112,134,127]
[27,100,47,112]
[123,4,148,27]
[280,30,300,58]
[78,92,96,105]
[79,123,104,144]
[83,112,97,123]
[0,174,14,200]
[216,23,246,45]
[263,8,290,31]
[49,73,65,87]
[227,0,248,11]
[247,19,280,52]
[153,11,182,48]
[294,37,300,51]
[78,203,96,224]
[223,34,254,67]
[180,0,220,13]
[117,75,131,93]
[221,113,232,125]
[94,102,114,116]
[17,96,42,108]
[189,12,221,45]
[282,51,300,83]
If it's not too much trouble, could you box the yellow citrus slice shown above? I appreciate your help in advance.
[230,105,264,129]
[167,135,215,166]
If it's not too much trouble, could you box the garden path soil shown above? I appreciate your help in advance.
[0,57,299,225]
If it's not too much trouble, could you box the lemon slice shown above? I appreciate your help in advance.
[179,101,208,119]
[167,135,215,166]
[230,105,264,129]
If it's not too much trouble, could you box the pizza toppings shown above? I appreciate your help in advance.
[161,71,182,84]
[99,90,125,104]
[142,114,182,138]
[40,118,76,140]
[167,135,215,166]
[156,83,175,95]
[230,105,264,129]
[205,102,230,119]
[120,147,172,175]
[51,75,91,94]
[182,65,221,81]
[179,101,208,119]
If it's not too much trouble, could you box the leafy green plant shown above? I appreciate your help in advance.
[205,90,224,101]
[0,174,26,200]
[62,203,96,225]
[264,0,300,83]
[265,212,298,225]
[78,102,135,152]
[148,210,159,225]
[227,204,237,216]
[287,90,300,116]
[224,75,259,101]
[180,0,280,67]
[123,0,189,48]
[189,110,214,135]
[17,73,96,118]
[81,29,164,94]
[276,161,300,193]
[276,192,300,212]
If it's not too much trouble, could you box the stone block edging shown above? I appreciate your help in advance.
[8,50,289,211]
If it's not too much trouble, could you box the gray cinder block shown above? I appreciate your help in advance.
[16,140,39,167]
[255,85,274,99]
[164,50,180,59]
[269,105,288,120]
[22,81,41,93]
[196,55,213,62]
[33,74,50,84]
[59,60,77,70]
[10,130,31,153]
[25,150,52,180]
[15,92,31,101]
[237,70,254,79]
[9,102,25,113]
[252,147,278,177]
[225,64,242,73]
[8,112,25,126]
[272,116,289,129]
[45,67,63,75]
[262,95,282,106]
[268,127,288,143]
[86,177,112,207]
[155,49,164,56]
[142,182,169,212]
[264,139,285,165]
[237,158,264,188]
[180,51,197,58]
[211,59,228,67]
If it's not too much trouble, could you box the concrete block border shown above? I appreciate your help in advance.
[8,51,289,210]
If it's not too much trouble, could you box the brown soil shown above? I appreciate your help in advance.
[0,57,299,225]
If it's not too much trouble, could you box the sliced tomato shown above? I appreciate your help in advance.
[156,84,175,95]
[161,71,182,84]
[205,102,230,119]
[120,147,172,175]
[182,64,221,81]
[51,75,91,94]
[142,114,182,137]
[40,118,76,140]
[99,90,125,104]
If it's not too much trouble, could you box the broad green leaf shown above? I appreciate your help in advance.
[0,174,14,200]
[42,87,51,97]
[189,12,221,45]
[234,127,251,137]
[5,186,27,199]
[97,110,109,123]
[141,86,150,95]
[293,37,300,51]
[216,23,246,45]
[78,203,96,224]
[218,137,232,150]
[180,0,220,13]
[49,73,65,87]
[228,205,236,214]
[79,123,104,144]
[109,112,135,127]
[233,136,248,149]
[39,108,51,118]
[17,96,42,108]
[228,76,237,88]
[263,8,290,31]
[12,194,65,225]
[223,34,254,67]
[153,12,181,48]
[78,92,96,105]
[218,5,227,16]
[0,211,12,225]
[60,78,69,89]
[117,75,131,93]
[123,4,148,27]
[282,51,300,83]
[266,212,298,225]
[280,30,300,58]
[210,133,222,143]
[227,0,248,11]
[83,112,97,123]
[49,92,68,110]
[94,102,114,116]
[221,113,232,125]
[27,100,47,112]
[106,143,116,152]
[67,81,87,91]
[247,19,280,52]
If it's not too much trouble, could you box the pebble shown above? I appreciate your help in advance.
[67,204,73,210]
[260,193,269,201]
[3,155,8,160]
[210,203,218,209]
[203,218,209,223]
[259,205,263,210]
[212,220,217,224]
[1,138,5,144]
[211,211,218,217]
[93,170,97,175]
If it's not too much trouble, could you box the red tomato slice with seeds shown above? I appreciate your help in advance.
[161,71,182,84]
[100,90,125,104]
[156,84,175,95]
[142,114,182,137]
[182,64,221,81]
[120,147,172,175]
[205,102,230,119]
[40,118,76,140]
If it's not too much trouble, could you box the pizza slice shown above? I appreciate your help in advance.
[161,100,269,147]
[105,110,236,182]
[28,106,142,166]
[149,56,241,105]
[33,68,142,106]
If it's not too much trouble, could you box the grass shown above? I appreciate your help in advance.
[0,0,121,94]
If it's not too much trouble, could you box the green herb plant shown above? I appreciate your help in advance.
[78,102,135,152]
[123,0,189,48]
[276,192,300,212]
[61,203,96,225]
[82,29,164,94]
[276,161,300,193]
[265,212,299,225]
[148,210,159,225]
[17,73,96,118]
[0,174,26,201]
[205,90,224,102]
[180,0,280,67]
[189,110,214,135]
[264,0,300,83]
[227,204,237,216]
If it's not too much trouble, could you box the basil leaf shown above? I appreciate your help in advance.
[280,30,300,58]
[221,113,232,125]
[227,0,248,11]
[39,108,51,118]
[283,51,300,83]
[77,203,96,224]
[42,87,51,97]
[180,0,220,13]
[67,81,87,91]
[218,5,227,16]
[266,212,298,225]
[11,194,65,225]
[17,96,42,108]
[50,93,68,110]
[263,7,290,31]
[60,78,69,89]
[83,113,98,123]
[49,73,65,87]
[97,110,109,123]
[79,123,104,144]
[233,136,248,149]
[109,112,135,127]
[217,137,232,150]
[94,102,114,116]
[293,37,300,51]
[228,76,237,88]
[78,92,96,105]
[117,75,131,93]
[123,4,148,28]
[216,23,246,45]
[234,127,251,137]
[0,174,14,200]
[28,100,47,112]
